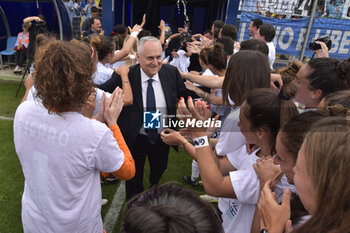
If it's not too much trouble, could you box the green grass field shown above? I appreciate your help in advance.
[0,81,204,233]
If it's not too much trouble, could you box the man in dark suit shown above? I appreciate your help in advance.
[99,36,189,200]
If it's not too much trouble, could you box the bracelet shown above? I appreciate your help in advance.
[182,140,189,147]
[193,136,209,148]
[130,31,139,38]
[122,81,130,84]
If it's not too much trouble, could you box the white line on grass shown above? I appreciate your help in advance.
[0,116,14,121]
[103,181,126,232]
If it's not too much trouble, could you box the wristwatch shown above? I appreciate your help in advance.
[260,229,268,233]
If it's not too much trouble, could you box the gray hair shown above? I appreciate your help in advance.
[137,36,162,56]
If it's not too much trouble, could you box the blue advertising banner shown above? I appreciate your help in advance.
[238,12,350,60]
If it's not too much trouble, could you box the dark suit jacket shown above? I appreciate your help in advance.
[98,63,189,148]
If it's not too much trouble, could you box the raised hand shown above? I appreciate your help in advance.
[158,19,165,30]
[186,42,201,54]
[177,97,212,137]
[258,181,291,233]
[160,128,187,146]
[184,81,196,92]
[104,87,124,127]
[140,14,146,28]
[253,157,283,190]
[129,24,142,34]
[314,41,329,58]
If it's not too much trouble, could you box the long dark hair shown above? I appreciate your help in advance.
[243,85,298,154]
[121,183,223,233]
[306,57,350,99]
[222,50,271,107]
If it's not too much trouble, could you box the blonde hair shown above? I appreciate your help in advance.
[124,35,138,66]
[294,117,350,233]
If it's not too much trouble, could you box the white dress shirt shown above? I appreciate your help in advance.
[267,41,276,69]
[140,68,167,134]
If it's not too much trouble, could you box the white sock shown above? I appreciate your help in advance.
[191,160,200,181]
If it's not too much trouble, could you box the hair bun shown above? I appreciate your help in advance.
[89,34,102,49]
[278,83,297,101]
[336,60,350,87]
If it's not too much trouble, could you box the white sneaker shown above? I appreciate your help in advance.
[200,194,219,203]
[101,199,108,206]
[13,67,20,73]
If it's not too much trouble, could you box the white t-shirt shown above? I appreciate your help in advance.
[220,145,294,233]
[14,101,125,233]
[26,86,111,117]
[267,41,276,69]
[169,49,190,73]
[105,50,126,70]
[92,62,115,85]
[219,146,259,233]
[215,107,246,156]
[94,88,112,116]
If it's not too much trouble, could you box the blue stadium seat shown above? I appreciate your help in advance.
[0,36,17,70]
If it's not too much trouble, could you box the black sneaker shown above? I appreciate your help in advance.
[183,175,198,187]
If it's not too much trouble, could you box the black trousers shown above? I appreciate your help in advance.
[15,49,27,67]
[126,134,170,200]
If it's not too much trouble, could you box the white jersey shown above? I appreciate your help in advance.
[215,107,246,156]
[219,145,259,233]
[14,101,124,233]
[220,145,295,233]
[92,62,114,85]
[26,86,111,118]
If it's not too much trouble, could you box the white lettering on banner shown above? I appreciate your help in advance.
[239,22,247,42]
[295,29,350,54]
[339,31,350,54]
[314,29,331,40]
[20,117,69,147]
[260,0,299,15]
[240,12,350,58]
[295,0,313,16]
[329,30,343,53]
[279,27,294,50]
[273,26,281,45]
[261,24,350,54]
[296,28,307,50]
[343,1,350,19]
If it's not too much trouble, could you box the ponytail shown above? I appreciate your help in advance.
[89,34,115,60]
[244,86,298,152]
[278,84,298,128]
